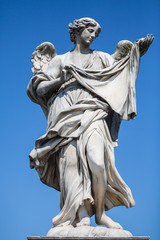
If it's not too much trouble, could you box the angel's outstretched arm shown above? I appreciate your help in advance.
[112,35,154,61]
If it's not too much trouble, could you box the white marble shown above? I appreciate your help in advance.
[27,18,153,231]
[47,226,132,237]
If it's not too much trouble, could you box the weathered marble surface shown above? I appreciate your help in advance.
[46,226,132,237]
[27,17,153,231]
[28,236,150,240]
[28,238,150,240]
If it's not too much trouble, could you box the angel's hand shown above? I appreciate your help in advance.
[136,34,154,57]
[60,69,71,83]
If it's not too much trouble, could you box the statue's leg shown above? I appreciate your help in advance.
[86,130,123,229]
[61,141,90,227]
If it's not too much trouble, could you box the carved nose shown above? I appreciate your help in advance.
[90,35,95,40]
[91,33,96,39]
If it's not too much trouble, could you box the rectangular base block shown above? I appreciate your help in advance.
[27,237,150,240]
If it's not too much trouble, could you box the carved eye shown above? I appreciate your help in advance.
[88,29,94,33]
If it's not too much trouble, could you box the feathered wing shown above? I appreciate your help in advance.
[112,40,133,61]
[31,42,57,74]
[27,42,57,117]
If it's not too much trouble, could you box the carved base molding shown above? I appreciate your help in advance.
[27,226,149,240]
[27,237,150,240]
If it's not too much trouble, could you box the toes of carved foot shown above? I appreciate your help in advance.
[111,222,123,229]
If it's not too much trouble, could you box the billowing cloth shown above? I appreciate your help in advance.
[68,43,140,120]
[27,42,140,226]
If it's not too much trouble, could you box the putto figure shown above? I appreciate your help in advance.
[27,18,153,229]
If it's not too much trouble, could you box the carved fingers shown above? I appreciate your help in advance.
[60,69,72,83]
[136,34,154,57]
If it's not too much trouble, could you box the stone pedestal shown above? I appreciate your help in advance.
[27,226,149,240]
[27,237,150,240]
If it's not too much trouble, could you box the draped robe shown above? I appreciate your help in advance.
[27,42,140,226]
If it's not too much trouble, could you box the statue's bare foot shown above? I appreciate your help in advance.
[76,216,90,227]
[96,213,123,229]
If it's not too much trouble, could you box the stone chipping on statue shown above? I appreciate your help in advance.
[27,17,153,236]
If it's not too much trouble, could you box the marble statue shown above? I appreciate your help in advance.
[27,17,153,233]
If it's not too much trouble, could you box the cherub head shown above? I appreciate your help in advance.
[69,17,101,45]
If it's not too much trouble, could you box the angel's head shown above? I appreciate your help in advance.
[69,17,101,45]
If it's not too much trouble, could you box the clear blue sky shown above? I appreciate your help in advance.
[1,0,160,239]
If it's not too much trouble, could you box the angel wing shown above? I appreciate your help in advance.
[31,42,57,74]
[112,40,133,61]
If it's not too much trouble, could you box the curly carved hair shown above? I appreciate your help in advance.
[69,17,101,44]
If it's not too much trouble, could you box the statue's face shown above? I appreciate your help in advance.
[78,25,98,47]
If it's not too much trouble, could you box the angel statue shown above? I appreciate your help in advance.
[27,18,153,230]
